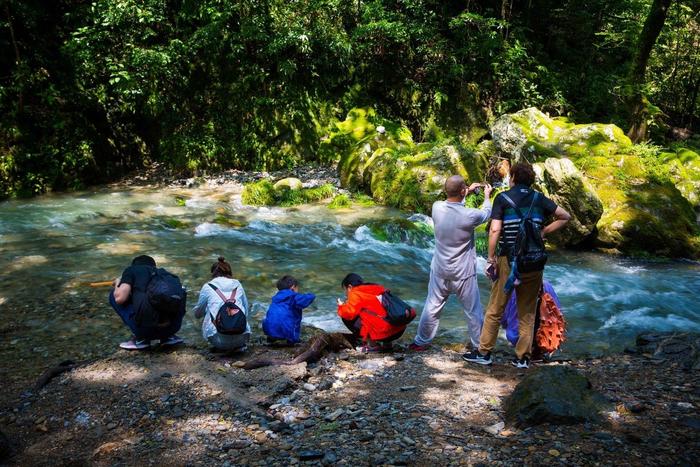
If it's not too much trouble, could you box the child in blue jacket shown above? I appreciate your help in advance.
[262,275,316,344]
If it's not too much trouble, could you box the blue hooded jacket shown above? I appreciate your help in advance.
[262,289,316,343]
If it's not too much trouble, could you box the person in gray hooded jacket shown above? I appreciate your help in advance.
[410,176,493,351]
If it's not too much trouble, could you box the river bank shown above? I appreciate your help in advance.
[1,331,698,466]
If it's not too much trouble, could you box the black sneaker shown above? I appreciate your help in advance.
[462,350,493,365]
[511,357,530,369]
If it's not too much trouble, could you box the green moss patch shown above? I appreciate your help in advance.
[162,218,188,229]
[241,180,335,207]
[366,217,434,248]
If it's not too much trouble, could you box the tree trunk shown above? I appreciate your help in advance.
[4,3,23,114]
[627,0,673,142]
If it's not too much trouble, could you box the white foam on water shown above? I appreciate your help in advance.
[601,307,700,332]
[184,198,214,209]
[194,222,229,237]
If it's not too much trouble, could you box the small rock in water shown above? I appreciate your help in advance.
[297,450,324,461]
[676,402,694,411]
[548,449,560,457]
[400,386,416,392]
[160,372,172,378]
[303,383,317,391]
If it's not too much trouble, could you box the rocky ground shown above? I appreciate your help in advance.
[1,333,698,466]
[111,163,340,191]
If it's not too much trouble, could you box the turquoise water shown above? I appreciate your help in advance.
[1,184,699,383]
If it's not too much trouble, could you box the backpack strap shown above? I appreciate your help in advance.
[208,283,229,303]
[501,191,539,222]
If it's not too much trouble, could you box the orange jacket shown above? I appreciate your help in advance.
[337,284,406,341]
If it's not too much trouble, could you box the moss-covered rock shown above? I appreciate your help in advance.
[323,108,414,190]
[365,216,434,248]
[273,177,303,191]
[595,180,700,258]
[213,214,247,228]
[659,148,700,207]
[162,218,189,229]
[533,158,603,246]
[491,108,700,258]
[491,107,632,162]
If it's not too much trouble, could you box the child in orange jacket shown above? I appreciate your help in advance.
[337,273,406,352]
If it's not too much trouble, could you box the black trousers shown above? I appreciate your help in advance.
[342,317,405,344]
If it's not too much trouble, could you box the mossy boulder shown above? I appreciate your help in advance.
[341,140,488,213]
[504,366,609,427]
[323,108,413,190]
[273,177,303,191]
[595,179,700,258]
[659,148,700,207]
[491,107,632,162]
[533,158,603,246]
[365,215,434,248]
[490,108,700,258]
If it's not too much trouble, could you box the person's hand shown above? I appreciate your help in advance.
[112,277,120,288]
[483,183,493,199]
[487,256,497,264]
[336,297,344,306]
[467,182,482,194]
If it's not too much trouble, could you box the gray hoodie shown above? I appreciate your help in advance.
[430,198,492,280]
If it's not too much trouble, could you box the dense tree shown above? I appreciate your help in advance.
[1,0,698,198]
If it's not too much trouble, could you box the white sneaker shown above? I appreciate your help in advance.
[119,338,151,350]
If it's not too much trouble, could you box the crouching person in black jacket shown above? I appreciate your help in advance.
[110,255,187,350]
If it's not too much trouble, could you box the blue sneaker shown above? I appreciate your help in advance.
[160,335,184,346]
[462,350,493,365]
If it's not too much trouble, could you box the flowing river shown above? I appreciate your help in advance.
[1,184,699,386]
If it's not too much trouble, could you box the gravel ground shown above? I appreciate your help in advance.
[1,339,698,466]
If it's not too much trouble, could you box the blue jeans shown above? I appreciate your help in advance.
[109,291,184,341]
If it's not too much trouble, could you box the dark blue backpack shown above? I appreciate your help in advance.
[380,290,416,326]
[209,283,247,335]
[136,268,186,327]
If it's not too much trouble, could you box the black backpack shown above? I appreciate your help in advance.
[209,283,247,335]
[501,192,548,273]
[136,268,186,327]
[380,290,417,326]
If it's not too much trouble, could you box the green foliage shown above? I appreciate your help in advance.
[241,179,277,206]
[327,194,351,209]
[241,180,334,206]
[1,0,699,199]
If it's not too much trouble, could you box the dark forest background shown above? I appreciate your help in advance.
[1,0,698,198]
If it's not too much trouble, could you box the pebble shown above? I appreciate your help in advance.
[548,449,560,457]
[297,450,324,461]
[303,383,317,391]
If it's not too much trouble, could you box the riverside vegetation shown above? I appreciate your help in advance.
[2,1,700,259]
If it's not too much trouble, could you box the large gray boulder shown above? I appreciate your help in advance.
[504,366,609,427]
[534,158,604,246]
